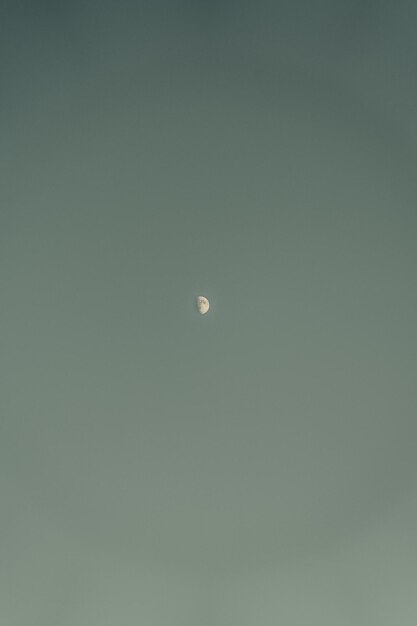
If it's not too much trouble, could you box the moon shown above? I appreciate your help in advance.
[196,296,210,315]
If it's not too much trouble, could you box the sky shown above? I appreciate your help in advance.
[1,1,417,624]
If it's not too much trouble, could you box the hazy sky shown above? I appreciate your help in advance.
[1,1,417,624]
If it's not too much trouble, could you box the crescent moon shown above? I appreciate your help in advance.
[197,296,210,315]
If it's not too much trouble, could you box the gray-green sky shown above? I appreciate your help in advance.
[1,1,417,624]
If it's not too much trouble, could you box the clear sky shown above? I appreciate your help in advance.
[1,1,417,623]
